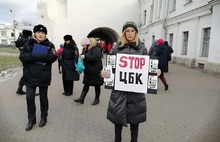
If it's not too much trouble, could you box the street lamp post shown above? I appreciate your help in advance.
[10,10,16,46]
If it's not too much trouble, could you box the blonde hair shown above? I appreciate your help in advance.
[118,30,139,47]
[33,34,46,42]
[88,38,98,50]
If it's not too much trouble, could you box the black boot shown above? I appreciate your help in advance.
[16,85,26,95]
[165,84,169,91]
[25,119,36,131]
[39,117,47,127]
[91,93,100,105]
[74,91,87,104]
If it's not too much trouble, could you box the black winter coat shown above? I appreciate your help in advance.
[19,38,57,87]
[82,45,103,86]
[107,40,148,126]
[61,44,79,80]
[155,44,168,72]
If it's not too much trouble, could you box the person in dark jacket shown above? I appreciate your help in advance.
[19,24,57,131]
[101,21,148,142]
[155,38,169,91]
[164,41,174,72]
[15,29,33,95]
[148,40,158,59]
[74,37,103,105]
[61,35,79,96]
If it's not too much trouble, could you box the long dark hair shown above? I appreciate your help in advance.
[64,39,76,48]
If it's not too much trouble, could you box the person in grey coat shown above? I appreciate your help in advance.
[101,21,148,142]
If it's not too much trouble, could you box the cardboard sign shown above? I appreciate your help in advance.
[114,54,149,93]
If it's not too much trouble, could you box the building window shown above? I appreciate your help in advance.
[170,0,176,12]
[1,31,6,37]
[169,33,173,47]
[149,5,153,22]
[201,27,211,57]
[1,39,7,44]
[182,31,188,55]
[11,32,15,37]
[157,0,162,18]
[144,10,147,25]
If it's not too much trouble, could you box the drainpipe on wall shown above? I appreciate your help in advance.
[163,0,169,40]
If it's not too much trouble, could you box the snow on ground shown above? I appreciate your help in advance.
[0,67,22,83]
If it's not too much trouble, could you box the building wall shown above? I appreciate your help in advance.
[138,0,220,74]
[37,0,139,50]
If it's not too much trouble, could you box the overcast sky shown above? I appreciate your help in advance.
[0,0,37,25]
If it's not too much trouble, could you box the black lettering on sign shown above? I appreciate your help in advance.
[119,71,143,85]
[120,71,127,84]
[136,73,143,84]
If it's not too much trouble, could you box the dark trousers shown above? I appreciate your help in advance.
[115,124,139,142]
[18,76,24,86]
[82,85,100,97]
[62,73,74,94]
[26,86,48,121]
[58,60,61,71]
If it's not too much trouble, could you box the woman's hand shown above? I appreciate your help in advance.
[100,71,110,78]
[80,55,85,59]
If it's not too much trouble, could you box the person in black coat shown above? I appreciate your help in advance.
[15,29,32,95]
[74,37,103,105]
[101,21,148,142]
[164,41,174,72]
[19,24,57,131]
[154,38,169,91]
[61,35,79,96]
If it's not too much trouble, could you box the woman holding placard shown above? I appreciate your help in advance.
[101,21,148,142]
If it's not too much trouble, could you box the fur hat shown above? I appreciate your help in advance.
[22,30,32,37]
[63,35,72,41]
[33,24,47,35]
[81,38,90,46]
[157,38,164,45]
[122,21,138,33]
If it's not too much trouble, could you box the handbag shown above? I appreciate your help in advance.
[66,70,80,81]
[75,58,85,74]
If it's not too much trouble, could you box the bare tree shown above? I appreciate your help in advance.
[20,20,33,26]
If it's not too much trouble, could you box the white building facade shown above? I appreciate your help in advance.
[138,0,220,74]
[37,0,220,74]
[0,24,33,46]
[37,0,139,50]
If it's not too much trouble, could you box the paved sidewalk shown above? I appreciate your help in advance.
[0,61,220,142]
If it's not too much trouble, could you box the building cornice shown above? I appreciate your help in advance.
[208,0,220,6]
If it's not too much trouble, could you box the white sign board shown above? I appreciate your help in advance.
[114,54,150,93]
